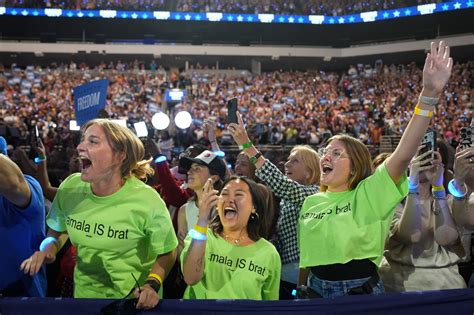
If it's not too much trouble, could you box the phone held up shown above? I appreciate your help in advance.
[227,98,238,124]
[419,128,437,167]
[460,126,473,150]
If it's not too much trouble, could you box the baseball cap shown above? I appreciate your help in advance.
[180,150,227,181]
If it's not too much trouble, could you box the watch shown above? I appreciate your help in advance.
[145,279,161,293]
[249,151,263,164]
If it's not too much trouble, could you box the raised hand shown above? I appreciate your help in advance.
[453,147,474,184]
[202,119,217,143]
[422,41,453,97]
[228,112,250,146]
[408,146,435,185]
[198,178,219,223]
[429,151,444,187]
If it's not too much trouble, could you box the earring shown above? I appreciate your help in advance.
[250,212,260,221]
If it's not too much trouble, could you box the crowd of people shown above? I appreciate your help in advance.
[2,0,445,16]
[1,41,474,308]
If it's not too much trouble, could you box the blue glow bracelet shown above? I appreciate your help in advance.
[432,189,446,199]
[408,179,419,193]
[214,150,225,158]
[188,229,207,241]
[154,155,167,163]
[39,236,59,252]
[448,179,467,199]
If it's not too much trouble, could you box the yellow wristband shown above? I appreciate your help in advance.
[414,105,433,118]
[148,273,163,286]
[432,185,444,191]
[194,224,207,235]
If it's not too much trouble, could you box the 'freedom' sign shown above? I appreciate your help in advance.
[73,79,109,126]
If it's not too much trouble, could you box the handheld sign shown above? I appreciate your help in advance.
[73,79,109,126]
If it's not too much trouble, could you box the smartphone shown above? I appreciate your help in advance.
[227,98,238,124]
[34,125,43,147]
[460,126,473,149]
[133,121,148,138]
[419,128,437,166]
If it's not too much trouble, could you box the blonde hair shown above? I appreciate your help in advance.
[82,119,154,181]
[321,135,373,192]
[290,145,321,185]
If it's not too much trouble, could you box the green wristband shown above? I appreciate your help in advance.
[238,140,253,150]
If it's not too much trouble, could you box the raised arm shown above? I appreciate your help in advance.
[0,153,31,208]
[34,142,58,201]
[451,147,474,228]
[393,150,433,244]
[429,152,460,246]
[182,179,217,285]
[386,41,453,184]
[228,113,317,206]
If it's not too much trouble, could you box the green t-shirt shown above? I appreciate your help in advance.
[181,231,281,300]
[47,173,178,298]
[298,162,408,268]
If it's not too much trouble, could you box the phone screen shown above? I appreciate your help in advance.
[134,121,148,138]
[227,98,238,124]
[460,126,473,149]
[419,129,436,166]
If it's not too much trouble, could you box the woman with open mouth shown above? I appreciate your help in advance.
[181,176,281,300]
[296,41,454,298]
[21,118,178,310]
[228,114,320,299]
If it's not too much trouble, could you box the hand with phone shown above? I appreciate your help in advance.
[227,98,238,125]
[409,145,436,185]
[228,112,251,147]
[453,146,474,187]
[197,178,219,225]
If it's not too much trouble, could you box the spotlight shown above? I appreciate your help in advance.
[174,111,192,129]
[152,112,170,130]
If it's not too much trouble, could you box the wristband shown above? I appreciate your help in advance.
[154,155,167,163]
[418,95,439,107]
[249,151,263,165]
[414,105,433,118]
[432,189,446,199]
[34,156,46,164]
[194,224,207,235]
[39,236,59,252]
[145,279,161,293]
[448,179,467,199]
[213,150,225,158]
[238,140,253,150]
[408,179,419,193]
[431,185,444,191]
[189,229,207,241]
[148,273,163,286]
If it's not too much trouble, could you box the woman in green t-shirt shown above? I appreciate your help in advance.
[21,119,178,309]
[295,41,454,298]
[181,176,281,300]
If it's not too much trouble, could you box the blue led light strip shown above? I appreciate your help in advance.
[0,1,472,25]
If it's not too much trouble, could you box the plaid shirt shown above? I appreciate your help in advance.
[256,160,319,265]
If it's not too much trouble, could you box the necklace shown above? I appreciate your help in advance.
[223,233,246,245]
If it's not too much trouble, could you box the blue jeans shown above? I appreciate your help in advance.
[308,272,385,298]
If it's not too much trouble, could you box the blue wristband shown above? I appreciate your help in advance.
[448,179,467,199]
[408,179,419,193]
[154,155,167,163]
[39,236,59,252]
[188,229,207,241]
[432,189,446,199]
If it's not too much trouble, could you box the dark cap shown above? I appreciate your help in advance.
[180,150,227,181]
